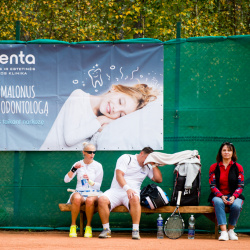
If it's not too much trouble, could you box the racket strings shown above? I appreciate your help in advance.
[164,215,184,239]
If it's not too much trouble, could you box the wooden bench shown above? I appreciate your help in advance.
[59,204,230,239]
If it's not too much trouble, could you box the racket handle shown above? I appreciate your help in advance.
[67,188,75,193]
[177,191,182,206]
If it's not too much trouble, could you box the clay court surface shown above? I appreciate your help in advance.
[0,231,250,250]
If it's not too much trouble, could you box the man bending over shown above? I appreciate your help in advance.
[98,147,162,240]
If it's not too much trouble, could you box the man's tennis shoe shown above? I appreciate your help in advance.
[132,229,140,240]
[69,225,77,237]
[228,229,238,240]
[218,231,229,241]
[84,226,92,238]
[99,228,111,238]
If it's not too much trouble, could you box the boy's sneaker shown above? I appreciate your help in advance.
[84,226,92,238]
[99,228,111,238]
[218,231,229,241]
[69,225,77,238]
[228,229,238,240]
[132,229,140,240]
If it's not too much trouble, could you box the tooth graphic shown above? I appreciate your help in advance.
[88,68,103,88]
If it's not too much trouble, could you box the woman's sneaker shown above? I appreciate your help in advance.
[228,229,238,240]
[84,226,92,238]
[218,231,229,241]
[69,225,77,238]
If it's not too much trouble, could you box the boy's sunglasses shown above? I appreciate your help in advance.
[85,151,96,154]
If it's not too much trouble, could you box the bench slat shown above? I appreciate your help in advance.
[140,206,215,213]
[58,203,230,239]
[58,204,227,214]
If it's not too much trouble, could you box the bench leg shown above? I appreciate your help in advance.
[214,216,219,239]
[215,224,219,239]
[202,213,218,239]
[80,211,86,237]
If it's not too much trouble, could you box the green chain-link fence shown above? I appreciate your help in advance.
[0,35,249,232]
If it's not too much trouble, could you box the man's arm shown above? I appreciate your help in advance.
[116,169,137,199]
[150,164,163,183]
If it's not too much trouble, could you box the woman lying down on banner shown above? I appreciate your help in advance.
[40,84,159,150]
[144,150,201,190]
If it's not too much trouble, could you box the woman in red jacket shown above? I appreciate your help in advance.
[208,142,244,241]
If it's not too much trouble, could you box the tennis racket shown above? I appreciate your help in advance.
[67,188,103,197]
[164,191,185,239]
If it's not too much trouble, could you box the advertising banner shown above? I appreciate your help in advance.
[0,43,163,150]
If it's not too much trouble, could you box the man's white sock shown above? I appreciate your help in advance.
[103,223,110,230]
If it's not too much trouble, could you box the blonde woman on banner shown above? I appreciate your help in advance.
[40,84,158,150]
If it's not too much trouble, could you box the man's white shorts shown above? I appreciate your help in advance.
[101,188,140,211]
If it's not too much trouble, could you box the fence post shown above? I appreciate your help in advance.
[16,21,21,40]
[14,151,20,225]
[174,22,181,153]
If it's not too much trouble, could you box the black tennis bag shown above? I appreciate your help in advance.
[170,170,201,206]
[140,184,169,209]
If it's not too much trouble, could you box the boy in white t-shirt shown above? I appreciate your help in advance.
[98,147,163,240]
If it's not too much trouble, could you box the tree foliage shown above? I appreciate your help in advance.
[0,0,249,42]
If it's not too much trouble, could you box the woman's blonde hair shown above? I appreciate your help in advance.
[112,84,159,110]
[82,142,95,151]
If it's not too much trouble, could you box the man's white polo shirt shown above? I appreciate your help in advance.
[110,154,154,192]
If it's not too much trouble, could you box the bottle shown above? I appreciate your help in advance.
[188,215,195,239]
[81,175,88,187]
[157,214,164,239]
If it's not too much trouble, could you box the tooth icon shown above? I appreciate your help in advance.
[88,68,103,88]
